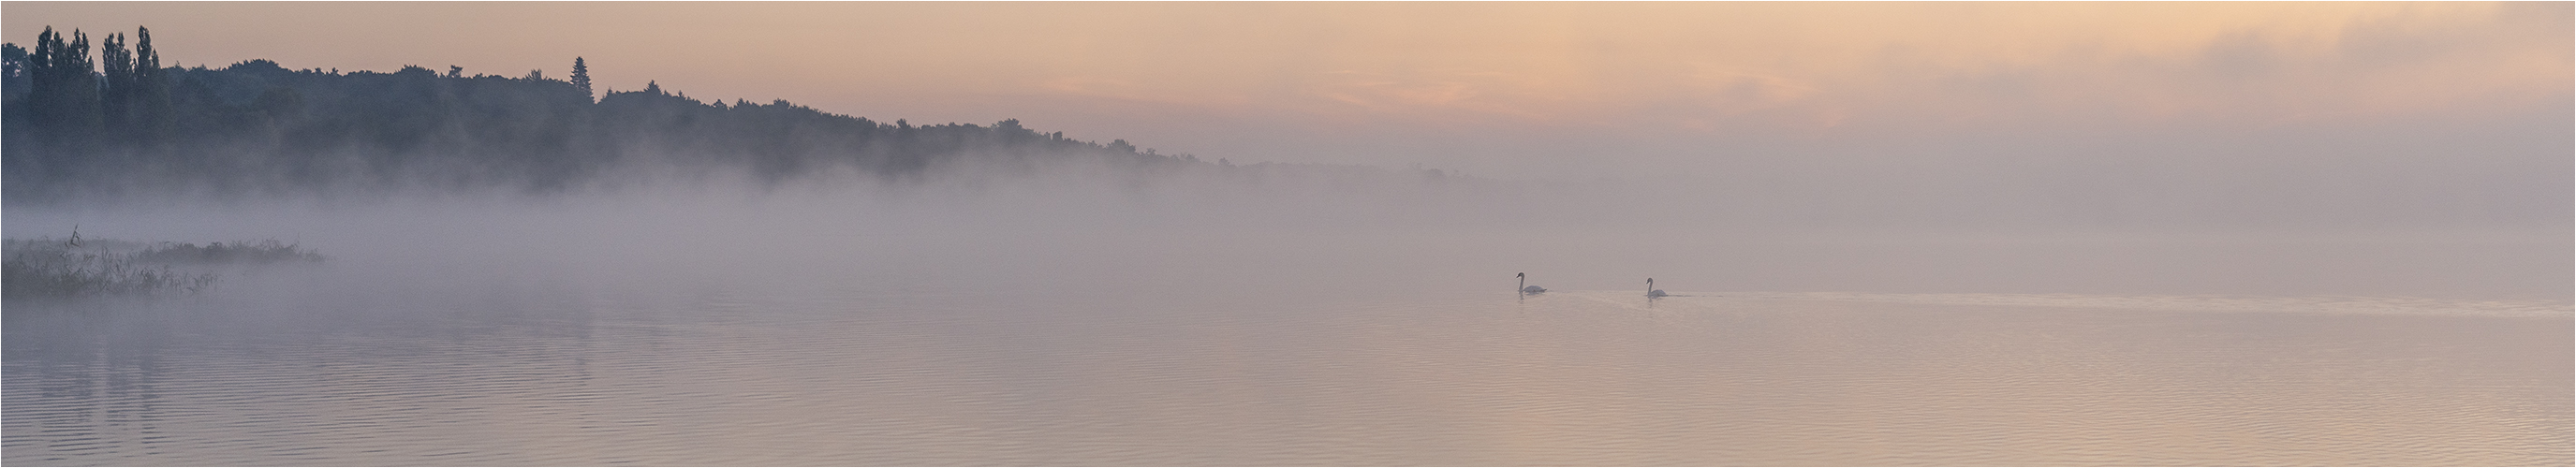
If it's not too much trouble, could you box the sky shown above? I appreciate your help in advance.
[5,2,2569,228]
[2,2,2568,301]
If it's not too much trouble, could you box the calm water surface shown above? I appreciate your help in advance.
[7,266,2569,465]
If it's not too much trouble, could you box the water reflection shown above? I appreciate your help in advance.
[7,279,2569,465]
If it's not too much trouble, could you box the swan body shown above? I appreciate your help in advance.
[1646,278,1668,298]
[1518,272,1546,294]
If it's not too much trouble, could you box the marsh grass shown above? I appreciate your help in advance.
[134,240,328,265]
[2,234,321,300]
[4,238,219,299]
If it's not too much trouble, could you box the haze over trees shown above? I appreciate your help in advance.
[2,25,1417,202]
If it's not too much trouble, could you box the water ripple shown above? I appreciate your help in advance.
[7,285,2568,465]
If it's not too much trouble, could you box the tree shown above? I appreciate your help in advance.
[134,27,156,74]
[27,27,102,143]
[130,26,169,141]
[99,32,132,132]
[569,57,591,99]
[6,25,1233,199]
[2,43,27,98]
[25,29,52,124]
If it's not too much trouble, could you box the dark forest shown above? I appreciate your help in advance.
[0,26,1296,202]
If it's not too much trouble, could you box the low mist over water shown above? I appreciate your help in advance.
[7,168,2569,465]
[6,261,2568,465]
[6,3,2571,465]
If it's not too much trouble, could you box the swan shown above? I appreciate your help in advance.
[1518,272,1546,294]
[1646,278,1668,298]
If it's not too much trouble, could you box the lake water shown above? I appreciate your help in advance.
[7,261,2568,465]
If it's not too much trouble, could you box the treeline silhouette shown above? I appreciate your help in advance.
[1,25,1299,201]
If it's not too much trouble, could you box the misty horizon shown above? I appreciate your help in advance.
[5,34,2562,233]
[4,4,2567,466]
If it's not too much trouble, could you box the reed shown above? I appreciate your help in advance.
[133,240,327,265]
[4,238,218,299]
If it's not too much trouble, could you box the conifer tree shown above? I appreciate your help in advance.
[569,57,591,99]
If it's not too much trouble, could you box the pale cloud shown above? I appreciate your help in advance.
[1036,75,1251,109]
[4,2,2561,179]
[1805,2,2569,129]
[1301,69,1563,123]
[16,2,2551,133]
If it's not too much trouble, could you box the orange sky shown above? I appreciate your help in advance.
[5,2,2568,178]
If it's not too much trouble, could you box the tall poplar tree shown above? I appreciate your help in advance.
[99,32,132,131]
[27,27,102,143]
[130,26,169,141]
[23,28,51,99]
[62,29,96,118]
[27,28,58,124]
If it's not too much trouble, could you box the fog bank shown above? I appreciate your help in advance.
[7,154,2565,304]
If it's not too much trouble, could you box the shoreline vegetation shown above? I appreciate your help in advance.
[2,231,325,300]
[1,25,1464,203]
[134,239,328,265]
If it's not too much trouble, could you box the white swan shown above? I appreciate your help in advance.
[1646,278,1668,298]
[1518,272,1546,294]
